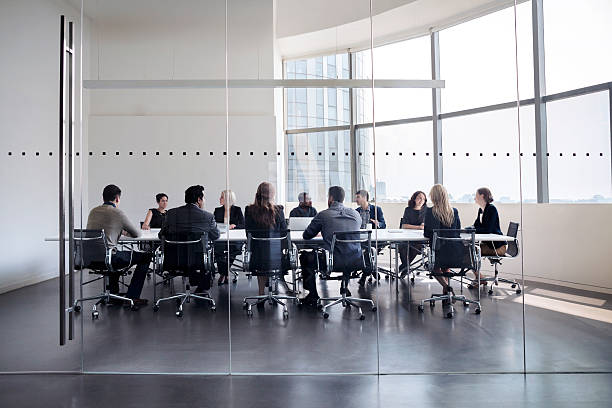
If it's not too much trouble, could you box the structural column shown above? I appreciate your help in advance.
[431,31,443,185]
[532,0,549,202]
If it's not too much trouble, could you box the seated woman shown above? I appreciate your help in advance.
[473,187,507,281]
[424,184,461,295]
[142,193,168,230]
[398,190,427,273]
[213,190,244,285]
[244,182,287,296]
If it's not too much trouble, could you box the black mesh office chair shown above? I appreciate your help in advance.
[318,230,377,320]
[470,222,521,295]
[243,229,298,319]
[396,217,427,283]
[70,229,136,319]
[418,229,482,318]
[152,233,216,317]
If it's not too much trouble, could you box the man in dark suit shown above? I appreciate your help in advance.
[160,185,220,292]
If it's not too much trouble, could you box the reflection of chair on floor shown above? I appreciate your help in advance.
[471,222,521,295]
[318,231,377,320]
[70,229,136,319]
[243,230,298,319]
[152,233,216,317]
[418,229,482,318]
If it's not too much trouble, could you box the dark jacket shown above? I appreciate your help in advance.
[289,205,317,218]
[401,206,426,227]
[213,205,245,229]
[424,206,463,269]
[474,203,505,248]
[355,204,386,229]
[244,205,288,271]
[159,204,220,242]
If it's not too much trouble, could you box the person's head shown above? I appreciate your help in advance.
[429,184,454,227]
[102,184,121,205]
[355,190,369,207]
[298,192,312,207]
[156,193,168,210]
[327,186,345,207]
[251,182,277,227]
[185,185,205,209]
[408,191,427,209]
[475,187,494,207]
[220,190,236,208]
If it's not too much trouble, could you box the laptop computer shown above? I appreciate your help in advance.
[288,217,314,231]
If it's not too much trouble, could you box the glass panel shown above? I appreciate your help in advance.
[440,2,533,112]
[547,92,611,202]
[80,0,230,373]
[0,0,84,371]
[544,0,612,94]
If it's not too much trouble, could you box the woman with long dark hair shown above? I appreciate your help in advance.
[398,190,427,273]
[244,182,287,295]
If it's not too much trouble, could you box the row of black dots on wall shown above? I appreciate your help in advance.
[5,151,607,157]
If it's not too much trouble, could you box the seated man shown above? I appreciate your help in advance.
[355,190,386,229]
[300,186,362,306]
[289,192,317,218]
[86,184,151,306]
[160,185,220,294]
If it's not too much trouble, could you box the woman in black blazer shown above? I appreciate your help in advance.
[474,187,507,281]
[244,182,287,295]
[214,190,244,285]
[424,184,461,295]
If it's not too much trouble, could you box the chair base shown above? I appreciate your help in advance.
[68,290,136,319]
[418,293,481,318]
[153,288,216,317]
[471,260,522,295]
[318,291,377,320]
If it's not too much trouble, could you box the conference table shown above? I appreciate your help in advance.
[48,228,515,295]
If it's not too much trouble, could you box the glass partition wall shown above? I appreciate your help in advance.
[50,0,610,377]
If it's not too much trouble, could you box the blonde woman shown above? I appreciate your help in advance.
[423,184,461,295]
[213,190,244,285]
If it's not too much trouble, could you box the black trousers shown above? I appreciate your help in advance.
[110,251,152,299]
[214,243,241,277]
[299,250,326,297]
[399,243,422,270]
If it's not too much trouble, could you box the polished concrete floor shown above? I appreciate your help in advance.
[1,373,611,407]
[1,255,611,374]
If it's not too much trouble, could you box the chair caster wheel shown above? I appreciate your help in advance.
[416,271,421,276]
[99,299,107,305]
[211,306,216,312]
[232,279,238,284]
[516,289,521,294]
[130,305,139,311]
[410,277,415,284]
[242,303,247,309]
[153,305,159,312]
[247,275,252,280]
[429,300,435,308]
[463,301,469,307]
[73,305,81,313]
[176,310,183,317]
[475,308,481,314]
[92,311,99,319]
[511,284,517,288]
[283,311,289,319]
[371,306,377,312]
[246,310,253,317]
[417,305,424,312]
[359,314,365,320]
[384,275,389,280]
[323,312,329,319]
[488,289,493,295]
[316,303,323,310]
[467,285,474,290]
[446,311,454,318]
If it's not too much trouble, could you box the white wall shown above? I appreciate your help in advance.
[86,0,280,217]
[0,0,87,293]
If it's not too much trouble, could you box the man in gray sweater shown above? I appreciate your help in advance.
[86,184,151,306]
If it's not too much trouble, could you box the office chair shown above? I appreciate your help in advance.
[214,240,243,284]
[318,230,378,320]
[70,229,136,319]
[152,233,216,317]
[395,217,427,284]
[243,229,298,319]
[418,229,482,318]
[469,222,521,295]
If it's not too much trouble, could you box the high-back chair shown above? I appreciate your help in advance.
[418,229,482,318]
[70,229,136,319]
[472,222,521,295]
[243,229,298,319]
[152,233,216,317]
[318,230,378,320]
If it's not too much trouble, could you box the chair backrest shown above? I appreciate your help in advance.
[245,229,292,273]
[506,222,520,257]
[73,229,108,270]
[430,229,479,274]
[161,232,210,274]
[329,230,371,273]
